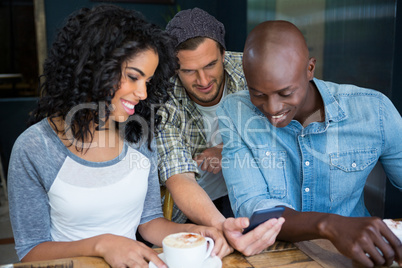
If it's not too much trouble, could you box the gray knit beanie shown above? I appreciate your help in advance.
[165,7,226,49]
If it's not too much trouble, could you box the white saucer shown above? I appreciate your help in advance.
[149,253,222,268]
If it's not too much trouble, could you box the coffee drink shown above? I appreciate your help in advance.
[163,232,205,248]
[162,232,214,268]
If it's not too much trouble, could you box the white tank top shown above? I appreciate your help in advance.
[194,84,228,200]
[48,148,150,241]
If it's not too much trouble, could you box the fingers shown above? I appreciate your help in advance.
[223,217,249,233]
[111,251,162,268]
[390,237,402,266]
[193,147,222,173]
[373,241,394,266]
[333,217,402,267]
[370,224,402,267]
[139,247,167,268]
[126,245,163,268]
[103,237,164,268]
[212,236,234,259]
[260,217,284,241]
[193,155,212,171]
[396,242,402,267]
[240,218,284,256]
[381,224,402,266]
[347,246,374,268]
[218,244,234,259]
[211,233,224,256]
[199,157,221,173]
[146,253,167,268]
[193,226,233,259]
[201,158,209,171]
[359,241,400,267]
[208,157,221,173]
[360,241,387,267]
[124,257,151,268]
[194,154,204,166]
[367,219,402,266]
[223,217,284,256]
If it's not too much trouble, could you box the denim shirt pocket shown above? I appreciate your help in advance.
[329,149,377,201]
[255,149,287,199]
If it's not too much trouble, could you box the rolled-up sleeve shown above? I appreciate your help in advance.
[217,97,292,218]
[156,103,198,184]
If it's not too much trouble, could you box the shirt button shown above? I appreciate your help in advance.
[266,151,271,156]
[305,161,310,166]
[352,162,357,168]
[305,188,310,192]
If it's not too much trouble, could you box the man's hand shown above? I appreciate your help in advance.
[194,144,223,174]
[187,224,234,259]
[222,217,285,256]
[321,215,402,267]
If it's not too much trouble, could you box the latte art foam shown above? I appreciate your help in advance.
[163,232,205,248]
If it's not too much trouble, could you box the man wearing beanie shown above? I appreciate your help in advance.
[156,8,283,257]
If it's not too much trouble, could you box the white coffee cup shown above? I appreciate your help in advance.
[162,232,214,268]
[383,219,402,242]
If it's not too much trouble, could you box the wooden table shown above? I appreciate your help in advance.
[221,241,319,267]
[152,241,318,267]
[2,240,401,268]
[0,241,353,268]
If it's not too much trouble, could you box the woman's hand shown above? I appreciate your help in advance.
[95,234,167,268]
[186,224,234,259]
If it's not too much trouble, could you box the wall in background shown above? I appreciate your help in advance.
[0,1,38,98]
[216,0,248,52]
[44,0,247,53]
[391,1,402,116]
[323,0,395,95]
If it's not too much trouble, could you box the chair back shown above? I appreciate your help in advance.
[160,186,174,221]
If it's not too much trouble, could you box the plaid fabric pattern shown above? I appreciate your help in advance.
[156,51,246,222]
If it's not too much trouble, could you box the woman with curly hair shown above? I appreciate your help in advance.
[7,5,228,267]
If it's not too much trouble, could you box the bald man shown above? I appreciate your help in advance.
[217,20,402,267]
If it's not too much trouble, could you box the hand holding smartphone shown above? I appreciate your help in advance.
[243,206,285,234]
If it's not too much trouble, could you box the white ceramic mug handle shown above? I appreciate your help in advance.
[204,237,214,260]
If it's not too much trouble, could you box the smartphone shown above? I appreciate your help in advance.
[243,206,285,234]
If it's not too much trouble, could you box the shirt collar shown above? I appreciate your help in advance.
[313,78,347,124]
[252,78,348,132]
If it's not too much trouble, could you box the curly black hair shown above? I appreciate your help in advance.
[29,4,177,150]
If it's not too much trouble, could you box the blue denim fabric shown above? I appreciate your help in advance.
[217,78,402,218]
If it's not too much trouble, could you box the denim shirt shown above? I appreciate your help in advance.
[217,78,402,218]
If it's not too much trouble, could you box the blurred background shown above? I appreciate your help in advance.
[0,0,401,264]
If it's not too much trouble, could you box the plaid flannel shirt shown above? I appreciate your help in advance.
[156,51,246,222]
